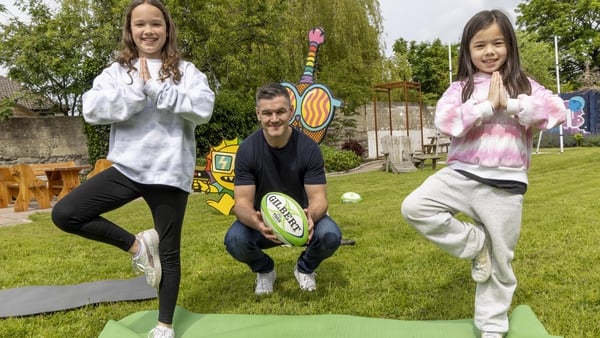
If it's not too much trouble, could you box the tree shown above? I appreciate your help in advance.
[391,38,454,104]
[0,0,385,152]
[516,0,600,87]
[0,0,122,116]
[292,0,384,143]
[176,0,384,144]
[407,39,451,100]
[516,31,561,92]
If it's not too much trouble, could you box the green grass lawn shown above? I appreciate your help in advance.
[1,147,599,337]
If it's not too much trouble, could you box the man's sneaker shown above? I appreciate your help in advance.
[132,229,161,288]
[294,267,316,291]
[472,235,492,283]
[255,269,277,295]
[481,332,503,338]
[148,325,174,338]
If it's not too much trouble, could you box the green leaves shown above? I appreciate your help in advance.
[517,0,600,86]
[1,0,384,146]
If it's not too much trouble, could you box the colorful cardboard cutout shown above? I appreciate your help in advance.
[195,28,341,215]
[193,138,240,215]
[281,27,342,144]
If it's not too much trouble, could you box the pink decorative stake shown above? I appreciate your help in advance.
[300,27,326,84]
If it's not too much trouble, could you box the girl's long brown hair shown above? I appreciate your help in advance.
[115,0,182,83]
[456,9,531,103]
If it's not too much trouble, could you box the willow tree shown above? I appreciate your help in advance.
[287,0,383,110]
[282,0,384,143]
[172,0,385,144]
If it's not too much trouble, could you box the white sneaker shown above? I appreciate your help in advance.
[481,332,503,338]
[148,325,174,338]
[132,229,161,288]
[472,235,491,283]
[294,267,316,291]
[255,269,276,295]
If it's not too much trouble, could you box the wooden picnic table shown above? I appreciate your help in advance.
[44,165,91,200]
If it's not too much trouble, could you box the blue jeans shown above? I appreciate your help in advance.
[224,215,342,274]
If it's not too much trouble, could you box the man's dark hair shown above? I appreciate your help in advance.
[255,83,291,106]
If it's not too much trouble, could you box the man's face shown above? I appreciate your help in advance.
[256,95,293,140]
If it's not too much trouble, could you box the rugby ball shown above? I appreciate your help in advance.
[260,192,309,246]
[341,191,362,203]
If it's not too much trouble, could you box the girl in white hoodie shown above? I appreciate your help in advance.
[52,1,214,337]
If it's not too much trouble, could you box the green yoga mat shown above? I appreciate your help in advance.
[99,304,561,338]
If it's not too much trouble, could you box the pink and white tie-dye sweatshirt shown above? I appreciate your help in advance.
[435,72,567,184]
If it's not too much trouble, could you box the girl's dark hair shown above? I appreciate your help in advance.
[115,0,182,83]
[456,9,531,102]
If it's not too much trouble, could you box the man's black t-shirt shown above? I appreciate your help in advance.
[234,128,326,210]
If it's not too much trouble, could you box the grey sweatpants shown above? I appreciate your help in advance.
[401,167,523,333]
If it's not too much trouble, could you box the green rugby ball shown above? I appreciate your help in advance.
[260,192,308,246]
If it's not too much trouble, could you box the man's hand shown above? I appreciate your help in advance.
[305,209,315,243]
[256,210,281,243]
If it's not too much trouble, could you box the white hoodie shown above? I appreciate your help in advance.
[82,58,214,192]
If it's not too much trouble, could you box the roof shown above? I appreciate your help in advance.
[0,75,54,111]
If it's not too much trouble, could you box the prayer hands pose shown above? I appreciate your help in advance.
[139,57,151,83]
[488,71,508,111]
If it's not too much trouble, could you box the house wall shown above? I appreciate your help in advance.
[0,116,89,166]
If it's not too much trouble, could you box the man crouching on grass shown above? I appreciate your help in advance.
[223,82,342,295]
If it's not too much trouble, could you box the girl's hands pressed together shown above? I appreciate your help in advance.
[488,71,508,111]
[139,57,151,83]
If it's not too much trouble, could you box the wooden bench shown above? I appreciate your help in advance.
[10,164,52,212]
[423,143,436,154]
[412,154,441,170]
[0,166,19,208]
[86,159,112,179]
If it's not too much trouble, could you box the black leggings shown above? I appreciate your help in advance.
[52,167,188,324]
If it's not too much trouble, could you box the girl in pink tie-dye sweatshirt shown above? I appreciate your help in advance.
[401,9,566,338]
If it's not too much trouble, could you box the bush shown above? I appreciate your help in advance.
[536,131,600,148]
[340,139,366,158]
[195,89,257,157]
[83,122,110,163]
[320,145,361,172]
[580,133,600,147]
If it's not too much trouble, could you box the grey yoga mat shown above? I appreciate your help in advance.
[0,276,157,318]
